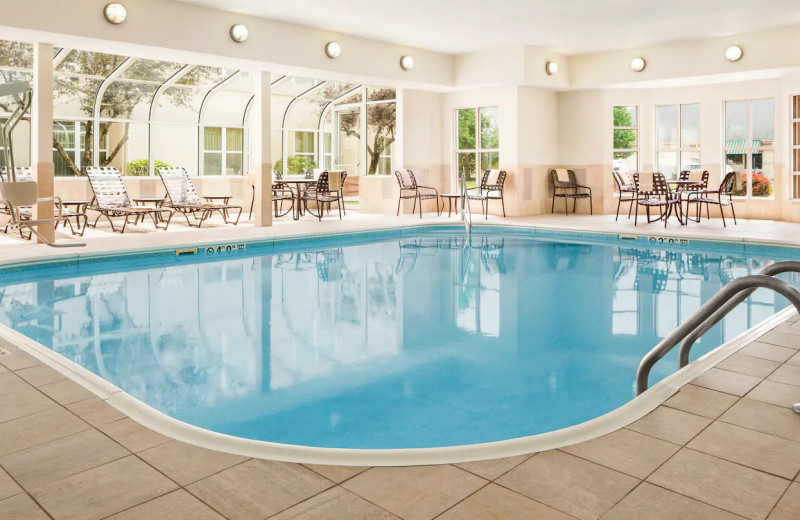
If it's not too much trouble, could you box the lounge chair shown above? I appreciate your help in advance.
[1,166,33,238]
[394,169,440,218]
[158,167,242,226]
[86,166,173,233]
[301,170,343,220]
[551,169,590,216]
[685,171,737,227]
[469,169,508,219]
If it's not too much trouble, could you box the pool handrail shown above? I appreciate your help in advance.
[635,264,800,395]
[460,169,472,235]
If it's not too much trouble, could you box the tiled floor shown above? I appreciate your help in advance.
[0,315,799,519]
[2,214,800,518]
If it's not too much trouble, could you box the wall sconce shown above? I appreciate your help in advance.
[400,56,414,71]
[545,61,559,76]
[230,24,249,43]
[103,3,127,25]
[725,45,744,62]
[630,57,647,72]
[325,42,342,59]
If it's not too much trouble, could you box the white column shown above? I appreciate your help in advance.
[31,42,55,243]
[251,71,272,227]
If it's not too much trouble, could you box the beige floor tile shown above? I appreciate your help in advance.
[0,371,34,397]
[38,379,95,406]
[187,459,332,520]
[0,407,89,457]
[785,350,800,366]
[15,365,67,387]
[496,451,638,520]
[106,490,225,520]
[438,483,572,520]
[271,486,399,520]
[561,428,679,479]
[0,388,57,424]
[687,422,800,479]
[663,384,739,419]
[720,398,800,443]
[33,455,177,520]
[773,322,800,336]
[692,368,763,396]
[303,464,370,483]
[717,354,782,378]
[768,364,800,387]
[454,454,532,480]
[0,466,22,502]
[747,380,800,408]
[0,493,50,520]
[740,342,798,363]
[342,465,487,520]
[603,482,744,520]
[768,482,800,520]
[139,441,249,486]
[0,429,129,489]
[65,397,125,427]
[626,406,712,445]
[647,449,790,520]
[0,350,42,371]
[96,418,171,453]
[757,331,800,350]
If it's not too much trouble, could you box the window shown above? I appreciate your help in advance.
[456,107,499,188]
[202,127,243,175]
[792,96,800,198]
[53,121,91,176]
[724,99,774,198]
[655,103,700,179]
[613,106,638,177]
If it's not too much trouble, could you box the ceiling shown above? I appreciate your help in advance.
[172,0,800,54]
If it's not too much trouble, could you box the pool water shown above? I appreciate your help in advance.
[0,228,798,449]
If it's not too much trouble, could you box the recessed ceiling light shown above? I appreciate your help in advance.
[230,24,249,43]
[725,45,743,62]
[103,3,127,25]
[400,56,414,71]
[325,42,342,59]
[630,57,646,72]
[545,61,559,76]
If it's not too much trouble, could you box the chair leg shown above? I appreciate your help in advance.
[730,203,737,225]
[634,201,638,226]
[720,204,726,228]
[501,195,506,217]
[589,195,593,215]
[396,196,401,217]
[615,196,622,221]
[628,197,634,219]
[418,195,423,219]
[412,196,417,217]
[337,197,342,220]
[564,195,568,216]
[551,192,555,213]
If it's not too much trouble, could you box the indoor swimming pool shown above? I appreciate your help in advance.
[0,227,798,450]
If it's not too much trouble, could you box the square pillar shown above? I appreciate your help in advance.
[31,42,55,243]
[251,71,272,227]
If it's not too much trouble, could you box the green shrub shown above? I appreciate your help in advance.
[287,156,316,174]
[125,159,172,176]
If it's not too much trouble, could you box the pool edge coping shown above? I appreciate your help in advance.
[0,302,792,466]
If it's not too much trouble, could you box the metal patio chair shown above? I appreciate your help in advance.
[394,169,440,218]
[611,170,636,221]
[301,170,343,220]
[684,171,738,227]
[86,166,173,233]
[633,172,680,227]
[468,169,507,219]
[551,169,591,216]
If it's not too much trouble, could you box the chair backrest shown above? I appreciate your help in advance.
[634,172,669,196]
[314,170,333,192]
[720,171,737,195]
[273,170,283,180]
[679,169,710,188]
[305,168,324,179]
[612,170,635,190]
[0,180,38,207]
[158,166,201,205]
[394,169,417,189]
[482,169,506,191]
[551,169,575,188]
[339,171,348,190]
[86,167,132,208]
[0,166,33,183]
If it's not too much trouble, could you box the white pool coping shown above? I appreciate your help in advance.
[0,223,797,465]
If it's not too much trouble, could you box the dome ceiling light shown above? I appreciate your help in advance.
[400,56,414,71]
[230,24,249,43]
[725,45,744,62]
[630,57,647,72]
[103,3,127,25]
[325,42,342,59]
[545,61,559,76]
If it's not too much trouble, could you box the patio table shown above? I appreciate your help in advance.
[666,180,705,225]
[440,193,461,217]
[278,178,318,220]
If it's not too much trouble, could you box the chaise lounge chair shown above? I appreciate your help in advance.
[86,166,173,233]
[158,167,242,227]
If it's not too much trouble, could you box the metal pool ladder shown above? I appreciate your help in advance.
[636,260,800,395]
[460,170,472,236]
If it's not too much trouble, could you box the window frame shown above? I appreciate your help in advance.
[201,125,244,176]
[454,106,500,188]
[723,97,775,199]
[655,103,701,180]
[612,105,639,184]
[791,94,800,199]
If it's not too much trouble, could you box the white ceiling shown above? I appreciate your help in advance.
[172,0,800,54]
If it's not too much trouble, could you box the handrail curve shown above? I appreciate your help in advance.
[636,269,800,395]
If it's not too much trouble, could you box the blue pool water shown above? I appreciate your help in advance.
[1,227,798,449]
